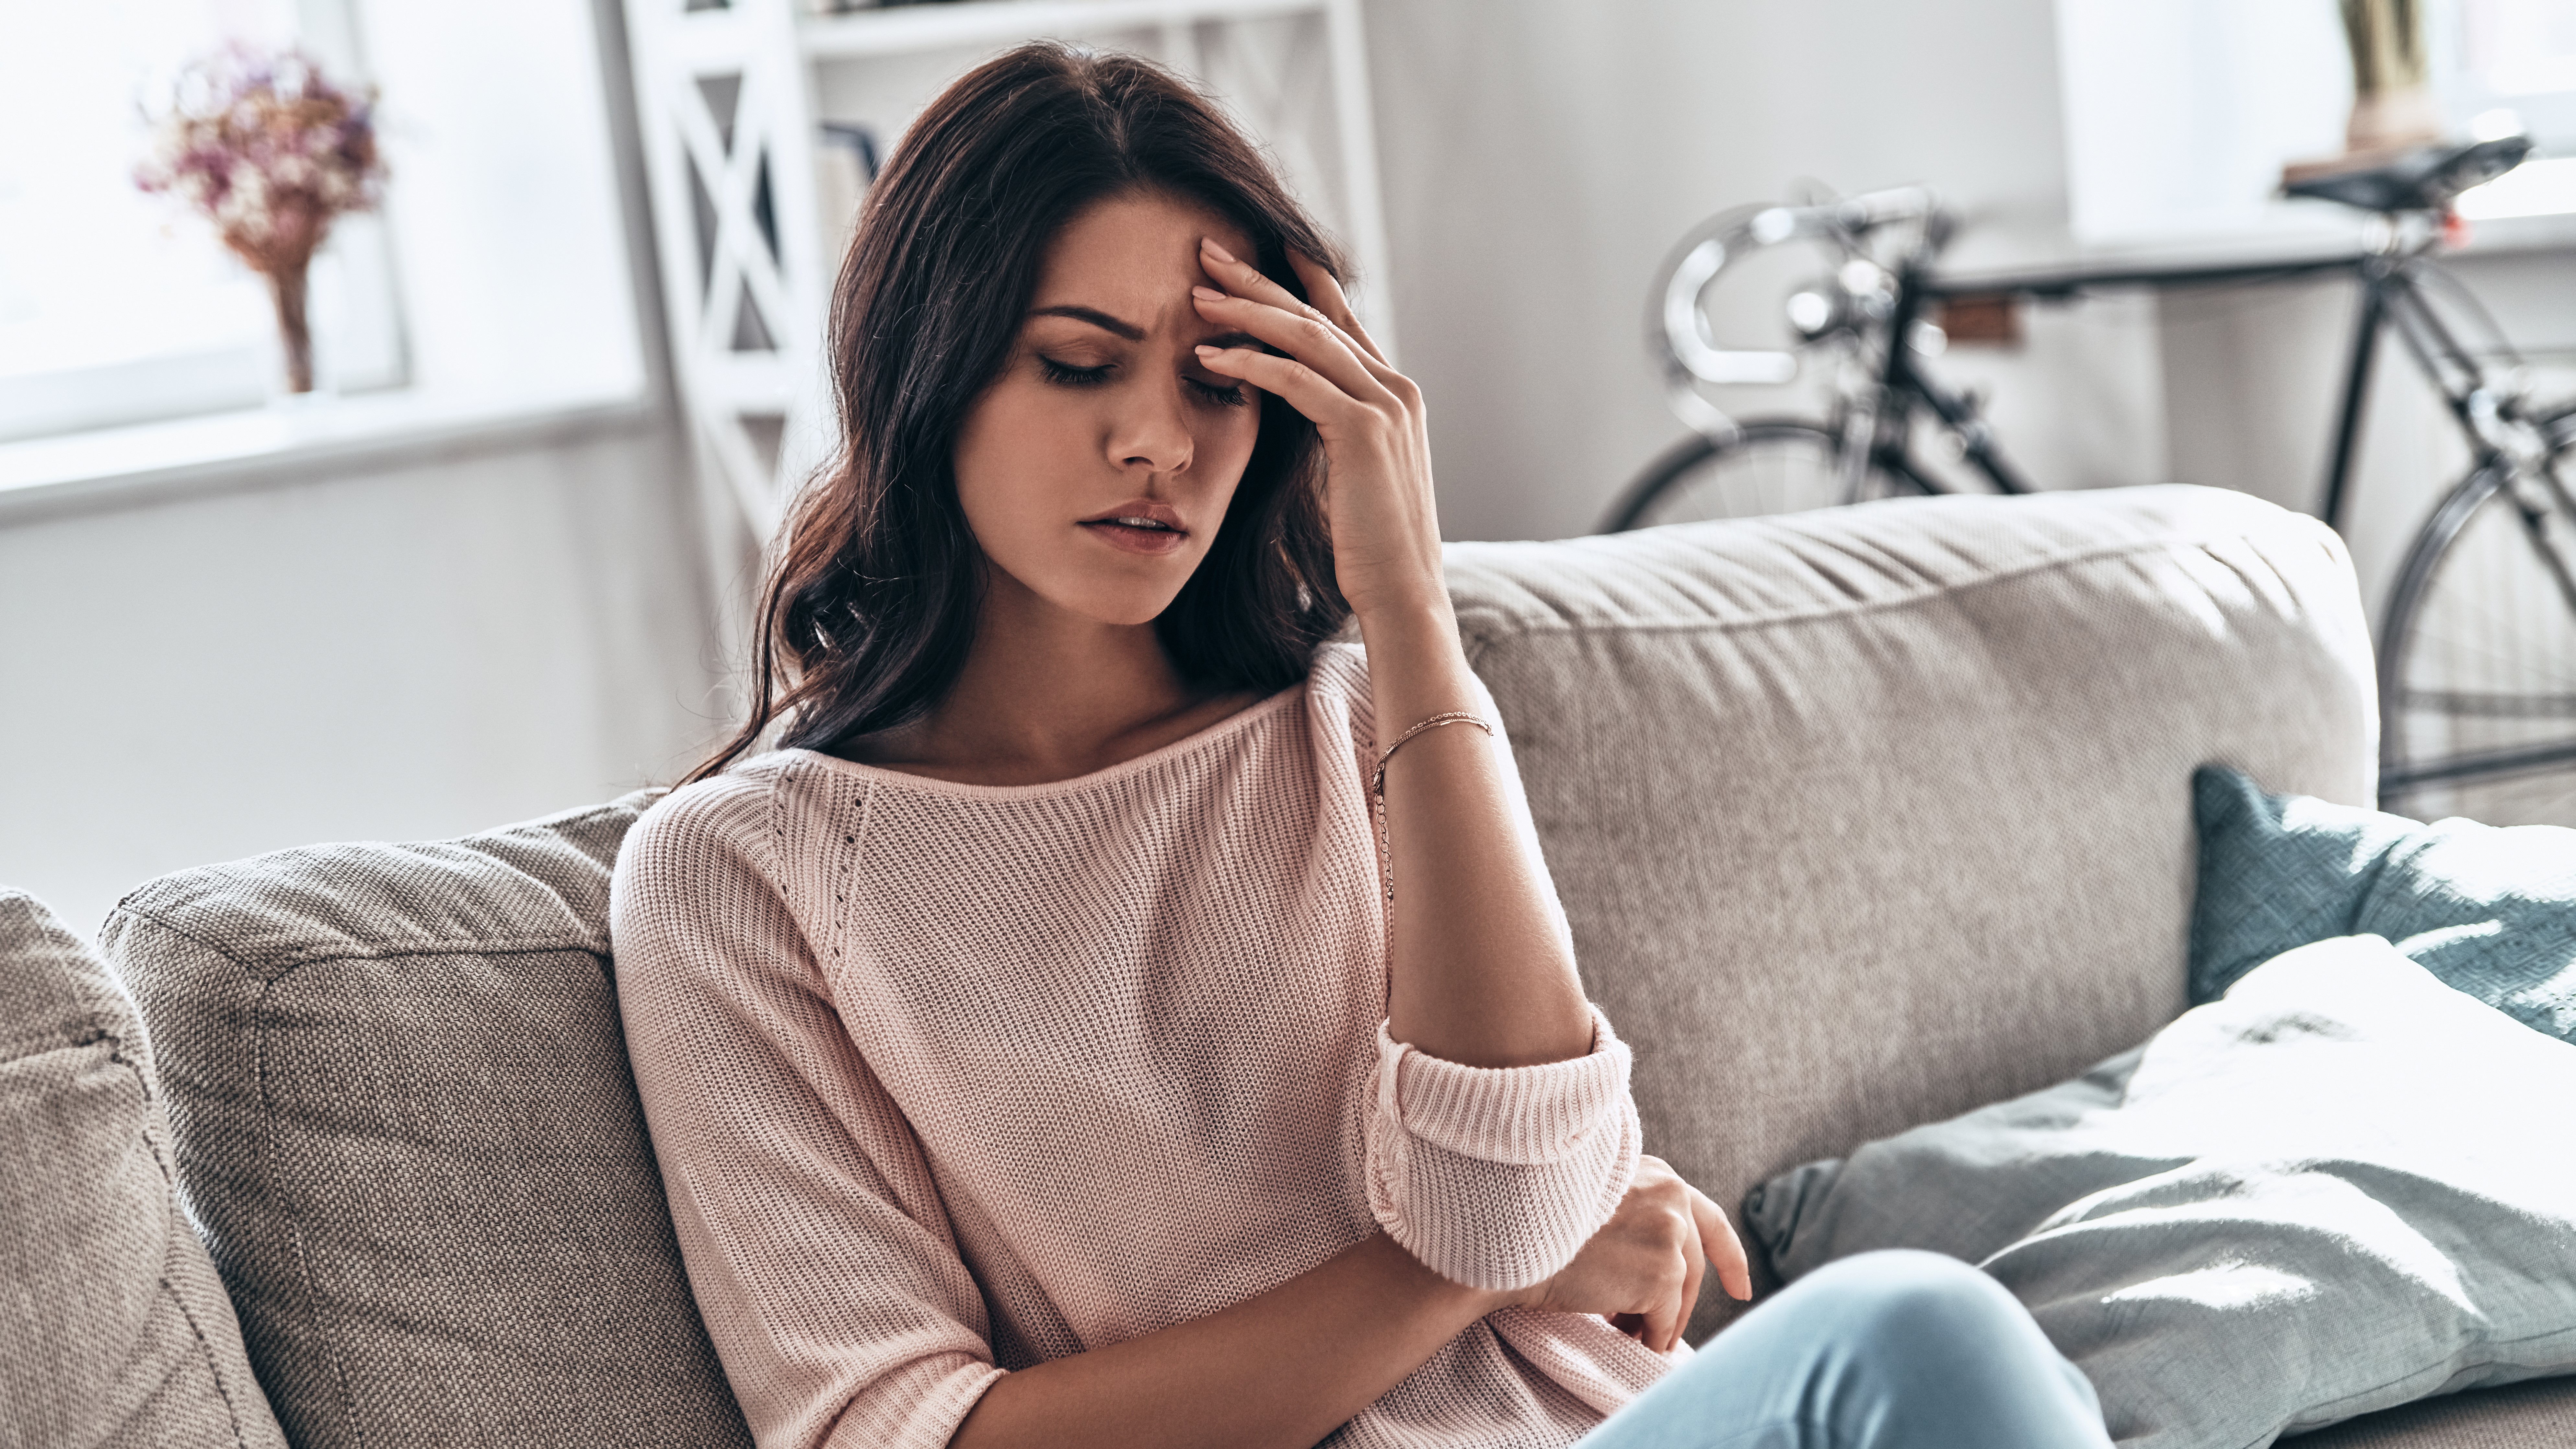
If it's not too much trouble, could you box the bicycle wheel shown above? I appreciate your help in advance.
[2377,447,2576,825]
[1600,420,1920,532]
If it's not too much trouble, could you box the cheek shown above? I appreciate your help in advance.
[1204,397,1263,479]
[951,383,1066,551]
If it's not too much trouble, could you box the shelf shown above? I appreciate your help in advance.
[627,0,1386,532]
[800,0,1328,60]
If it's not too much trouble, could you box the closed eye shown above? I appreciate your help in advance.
[1039,356,1113,388]
[1045,354,1246,408]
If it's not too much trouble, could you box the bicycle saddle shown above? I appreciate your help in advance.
[2281,135,2534,213]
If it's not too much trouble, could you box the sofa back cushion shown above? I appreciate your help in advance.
[1,888,285,1448]
[1441,485,2375,1338]
[99,794,755,1449]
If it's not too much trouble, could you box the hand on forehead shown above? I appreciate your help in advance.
[1029,192,1263,343]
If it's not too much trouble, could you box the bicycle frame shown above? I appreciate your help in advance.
[1872,259,2035,497]
[1916,234,2523,536]
[1650,177,2576,808]
[1906,251,2360,516]
[1929,241,2576,798]
[2364,252,2576,794]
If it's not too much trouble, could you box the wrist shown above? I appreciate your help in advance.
[1369,1233,1517,1320]
[1350,580,1456,637]
[1353,595,1464,670]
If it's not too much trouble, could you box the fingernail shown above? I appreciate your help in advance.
[1191,285,1225,302]
[1195,344,1222,355]
[1201,238,1239,263]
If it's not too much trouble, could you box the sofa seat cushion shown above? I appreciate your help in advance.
[0,888,285,1448]
[1441,485,2375,1339]
[1740,936,2576,1449]
[99,794,753,1449]
[2289,1375,2576,1448]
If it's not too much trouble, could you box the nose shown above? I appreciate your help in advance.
[1108,381,1195,477]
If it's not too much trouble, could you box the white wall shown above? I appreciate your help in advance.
[10,0,2567,938]
[0,419,731,939]
[1359,0,2568,558]
[1364,0,2177,542]
[0,0,736,940]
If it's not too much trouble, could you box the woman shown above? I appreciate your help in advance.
[612,42,2111,1449]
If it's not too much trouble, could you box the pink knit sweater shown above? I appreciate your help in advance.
[611,642,1674,1449]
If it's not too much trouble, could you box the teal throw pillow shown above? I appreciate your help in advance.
[2189,765,2576,1042]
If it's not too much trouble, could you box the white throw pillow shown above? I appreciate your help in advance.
[1742,936,2576,1449]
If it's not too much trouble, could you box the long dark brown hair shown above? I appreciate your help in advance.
[687,42,1353,783]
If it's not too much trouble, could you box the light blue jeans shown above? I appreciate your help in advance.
[1578,1251,2113,1449]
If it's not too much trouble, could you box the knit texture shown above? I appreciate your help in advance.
[611,641,1663,1449]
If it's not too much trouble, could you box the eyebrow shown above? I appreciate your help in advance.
[1028,305,1143,340]
[1026,305,1262,354]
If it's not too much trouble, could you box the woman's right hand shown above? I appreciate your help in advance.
[1513,1155,1753,1353]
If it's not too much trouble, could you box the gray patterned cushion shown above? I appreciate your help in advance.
[2190,765,2576,1039]
[0,888,284,1448]
[97,794,753,1449]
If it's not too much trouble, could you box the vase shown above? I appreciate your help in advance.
[266,262,316,395]
[2347,84,2445,155]
[2338,0,2443,156]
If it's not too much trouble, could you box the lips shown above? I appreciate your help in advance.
[1078,501,1189,556]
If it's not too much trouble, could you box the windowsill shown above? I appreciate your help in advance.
[0,383,663,524]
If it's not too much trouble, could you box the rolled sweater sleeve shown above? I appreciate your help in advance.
[612,778,1001,1449]
[1364,1004,1643,1292]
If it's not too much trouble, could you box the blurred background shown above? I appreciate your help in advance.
[4,0,2572,934]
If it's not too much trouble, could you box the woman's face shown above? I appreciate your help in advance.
[952,191,1265,628]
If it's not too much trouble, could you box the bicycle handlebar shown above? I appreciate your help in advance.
[1653,185,1951,401]
[1744,186,1945,249]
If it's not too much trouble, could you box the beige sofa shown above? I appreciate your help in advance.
[37,484,2573,1446]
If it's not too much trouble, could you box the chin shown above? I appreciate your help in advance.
[1043,575,1190,629]
[1092,593,1187,629]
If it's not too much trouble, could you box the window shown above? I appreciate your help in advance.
[0,0,406,442]
[2451,0,2576,134]
[2054,0,2576,248]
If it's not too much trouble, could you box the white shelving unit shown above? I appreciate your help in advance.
[622,0,1393,534]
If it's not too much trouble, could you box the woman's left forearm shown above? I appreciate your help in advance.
[1183,243,1593,1070]
[1360,597,1595,1069]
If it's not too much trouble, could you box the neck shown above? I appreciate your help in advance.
[849,565,1251,785]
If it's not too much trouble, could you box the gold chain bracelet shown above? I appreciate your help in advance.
[1370,711,1496,799]
[1370,711,1496,910]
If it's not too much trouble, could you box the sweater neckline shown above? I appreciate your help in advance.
[773,678,1310,801]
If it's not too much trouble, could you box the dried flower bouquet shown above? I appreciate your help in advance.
[135,48,386,395]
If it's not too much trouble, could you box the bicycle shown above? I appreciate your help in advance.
[1602,139,2576,827]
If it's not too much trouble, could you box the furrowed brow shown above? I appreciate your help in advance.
[1028,305,1144,341]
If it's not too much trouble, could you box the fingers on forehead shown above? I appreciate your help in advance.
[1289,250,1348,301]
[1201,236,1334,308]
[1221,256,1308,311]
